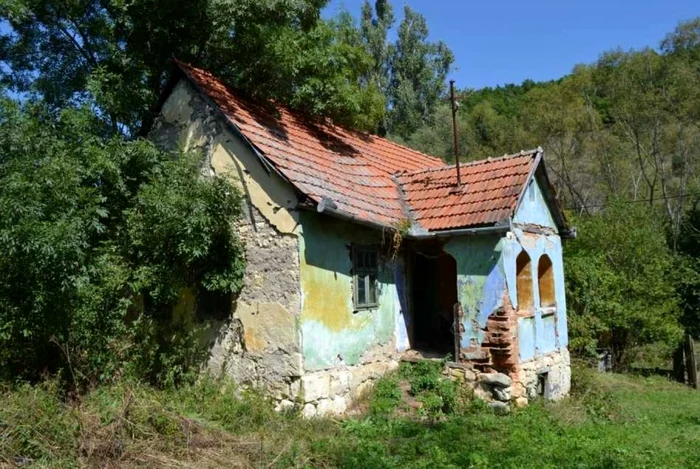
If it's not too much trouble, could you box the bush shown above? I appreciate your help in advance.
[398,360,469,419]
[565,202,683,369]
[369,375,402,417]
[0,104,246,388]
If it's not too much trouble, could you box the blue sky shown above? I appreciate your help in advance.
[3,3,698,91]
[324,0,699,89]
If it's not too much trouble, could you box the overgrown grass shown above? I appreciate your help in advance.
[1,365,699,468]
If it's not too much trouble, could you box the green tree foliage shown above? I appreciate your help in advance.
[387,5,453,140]
[0,0,385,133]
[675,201,700,338]
[355,1,454,137]
[565,202,682,368]
[0,99,245,386]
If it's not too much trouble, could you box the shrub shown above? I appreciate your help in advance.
[369,375,402,417]
[569,360,621,420]
[565,202,683,369]
[0,104,246,388]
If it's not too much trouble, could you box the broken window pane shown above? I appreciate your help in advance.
[357,273,367,305]
[369,273,377,304]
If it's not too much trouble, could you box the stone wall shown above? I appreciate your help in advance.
[298,360,400,417]
[150,79,304,401]
[207,202,302,401]
[447,346,571,411]
[516,347,571,400]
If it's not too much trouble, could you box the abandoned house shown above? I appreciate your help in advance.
[150,61,575,416]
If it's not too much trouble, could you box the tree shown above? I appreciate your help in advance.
[387,5,453,140]
[0,0,384,134]
[565,202,682,368]
[675,201,700,338]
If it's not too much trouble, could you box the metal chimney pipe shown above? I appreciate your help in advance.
[449,79,461,188]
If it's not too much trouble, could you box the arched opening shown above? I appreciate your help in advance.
[516,251,533,311]
[538,255,555,308]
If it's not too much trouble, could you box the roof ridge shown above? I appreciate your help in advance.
[396,148,541,178]
[175,59,443,170]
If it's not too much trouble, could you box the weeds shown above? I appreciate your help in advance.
[1,370,699,468]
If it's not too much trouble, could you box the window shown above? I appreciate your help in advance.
[538,255,556,308]
[353,246,378,309]
[537,372,549,398]
[516,250,533,311]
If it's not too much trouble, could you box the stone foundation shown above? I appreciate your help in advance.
[447,347,571,410]
[296,360,400,417]
[516,347,571,400]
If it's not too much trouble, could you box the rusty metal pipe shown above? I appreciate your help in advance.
[450,80,461,188]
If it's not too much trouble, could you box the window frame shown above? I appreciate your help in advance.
[516,250,534,313]
[352,245,379,310]
[537,254,556,311]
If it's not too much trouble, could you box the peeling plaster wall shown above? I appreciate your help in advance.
[505,237,569,358]
[298,212,400,371]
[151,79,407,413]
[505,176,570,401]
[444,235,506,356]
[442,176,570,404]
[150,79,304,399]
[297,212,405,414]
[513,179,557,229]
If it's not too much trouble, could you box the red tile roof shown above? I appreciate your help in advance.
[396,152,538,231]
[175,61,443,227]
[173,61,544,233]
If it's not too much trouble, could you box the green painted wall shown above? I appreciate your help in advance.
[298,212,398,371]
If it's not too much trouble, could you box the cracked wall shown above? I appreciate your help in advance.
[442,177,570,403]
[151,79,303,399]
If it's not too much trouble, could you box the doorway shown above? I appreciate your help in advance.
[410,245,458,354]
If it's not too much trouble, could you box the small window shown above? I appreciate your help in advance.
[516,250,533,311]
[537,372,549,398]
[353,246,378,309]
[538,255,556,308]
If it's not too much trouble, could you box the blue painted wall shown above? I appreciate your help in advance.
[442,177,568,363]
[513,179,557,229]
[444,235,506,352]
[296,175,568,371]
[507,177,568,360]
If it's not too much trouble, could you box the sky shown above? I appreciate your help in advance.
[323,0,699,89]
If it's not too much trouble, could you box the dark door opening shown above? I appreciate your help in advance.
[410,248,458,354]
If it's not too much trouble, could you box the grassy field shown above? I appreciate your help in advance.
[1,364,699,468]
